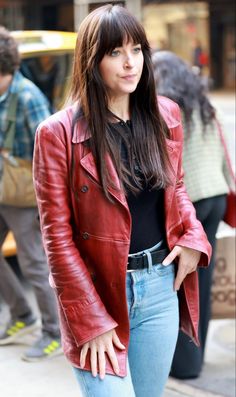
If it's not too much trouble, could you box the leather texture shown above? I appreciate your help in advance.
[33,96,212,376]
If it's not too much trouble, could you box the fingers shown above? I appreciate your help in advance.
[112,330,126,350]
[107,344,120,375]
[98,348,106,380]
[174,262,196,291]
[173,247,200,290]
[163,245,200,290]
[90,345,98,377]
[80,343,89,368]
[174,265,187,291]
[162,246,181,266]
[79,330,125,380]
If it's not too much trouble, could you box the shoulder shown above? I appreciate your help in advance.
[37,104,90,145]
[36,105,76,144]
[24,81,46,101]
[38,106,74,130]
[157,95,181,127]
[157,95,183,142]
[16,76,49,106]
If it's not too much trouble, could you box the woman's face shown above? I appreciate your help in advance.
[99,40,144,100]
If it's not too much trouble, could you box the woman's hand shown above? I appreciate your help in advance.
[80,329,125,380]
[163,245,201,291]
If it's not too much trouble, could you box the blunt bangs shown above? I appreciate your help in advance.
[95,6,149,62]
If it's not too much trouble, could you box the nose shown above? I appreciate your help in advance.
[124,54,135,69]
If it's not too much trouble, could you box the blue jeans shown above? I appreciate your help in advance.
[73,255,179,396]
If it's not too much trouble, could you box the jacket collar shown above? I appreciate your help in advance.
[71,112,91,144]
[73,102,181,206]
[71,99,180,145]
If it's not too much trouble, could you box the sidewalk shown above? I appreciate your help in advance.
[0,286,235,397]
[165,319,235,397]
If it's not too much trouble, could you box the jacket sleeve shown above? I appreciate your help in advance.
[33,121,118,346]
[170,103,212,267]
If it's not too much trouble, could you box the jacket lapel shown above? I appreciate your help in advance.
[80,152,127,207]
[73,112,182,210]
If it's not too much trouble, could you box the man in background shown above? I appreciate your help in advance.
[0,26,61,362]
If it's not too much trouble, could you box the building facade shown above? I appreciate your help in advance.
[0,0,235,89]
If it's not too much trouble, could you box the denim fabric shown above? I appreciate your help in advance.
[73,260,179,397]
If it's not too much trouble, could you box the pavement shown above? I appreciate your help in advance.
[0,90,235,397]
[0,288,235,397]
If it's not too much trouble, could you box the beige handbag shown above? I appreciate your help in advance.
[0,152,36,207]
[0,89,37,207]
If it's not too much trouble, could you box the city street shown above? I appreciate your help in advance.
[0,290,235,397]
[0,91,235,397]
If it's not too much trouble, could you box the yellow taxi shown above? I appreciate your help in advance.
[2,31,77,259]
[12,30,77,110]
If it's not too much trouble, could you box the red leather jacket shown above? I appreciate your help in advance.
[33,96,211,376]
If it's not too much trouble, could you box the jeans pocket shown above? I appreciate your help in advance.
[152,262,175,277]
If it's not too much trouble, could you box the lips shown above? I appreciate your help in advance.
[122,74,137,80]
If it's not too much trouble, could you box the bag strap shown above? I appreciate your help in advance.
[3,92,18,151]
[215,117,236,185]
[3,78,27,151]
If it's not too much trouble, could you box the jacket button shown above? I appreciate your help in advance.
[82,232,89,240]
[81,185,88,193]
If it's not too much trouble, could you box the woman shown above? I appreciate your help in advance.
[33,5,211,397]
[152,50,230,379]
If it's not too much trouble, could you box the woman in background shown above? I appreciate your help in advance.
[152,50,230,379]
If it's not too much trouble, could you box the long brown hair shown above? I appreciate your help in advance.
[70,4,171,200]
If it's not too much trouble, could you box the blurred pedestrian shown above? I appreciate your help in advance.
[0,26,62,361]
[152,50,231,379]
[33,5,211,397]
[192,38,209,75]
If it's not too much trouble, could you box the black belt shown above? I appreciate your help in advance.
[127,248,169,271]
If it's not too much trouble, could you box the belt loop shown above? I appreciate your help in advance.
[146,251,153,274]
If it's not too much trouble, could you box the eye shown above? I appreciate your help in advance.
[133,45,142,54]
[110,49,120,57]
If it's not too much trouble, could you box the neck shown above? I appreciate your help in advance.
[0,74,13,96]
[107,95,130,122]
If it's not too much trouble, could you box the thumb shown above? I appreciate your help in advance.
[112,331,126,350]
[162,246,180,266]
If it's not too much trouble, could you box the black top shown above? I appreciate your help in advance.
[109,120,166,254]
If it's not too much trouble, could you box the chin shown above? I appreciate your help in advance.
[122,85,138,94]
